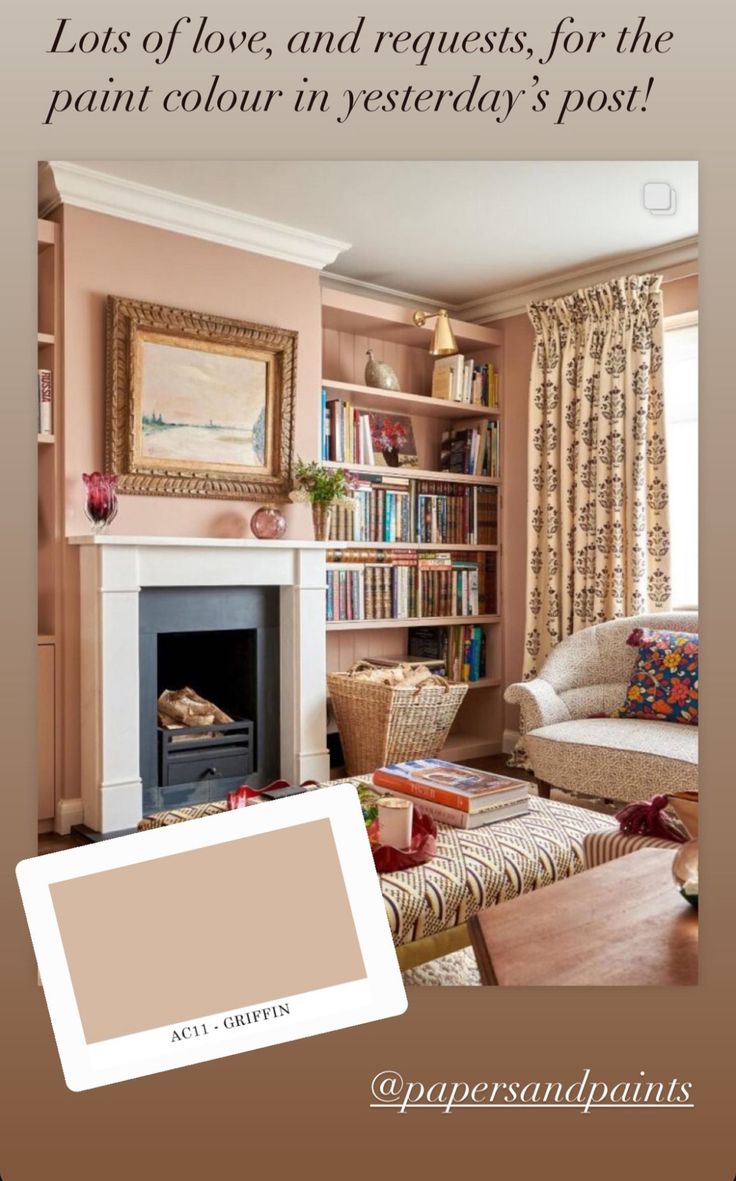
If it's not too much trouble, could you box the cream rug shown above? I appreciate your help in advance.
[403,946,481,987]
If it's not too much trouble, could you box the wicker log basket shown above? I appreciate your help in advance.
[327,661,469,775]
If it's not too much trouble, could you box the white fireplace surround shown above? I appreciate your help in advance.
[70,536,330,833]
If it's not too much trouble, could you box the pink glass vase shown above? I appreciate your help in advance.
[83,472,118,534]
[250,503,287,539]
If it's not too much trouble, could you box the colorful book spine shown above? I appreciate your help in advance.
[371,784,529,829]
[38,369,53,435]
[372,768,526,813]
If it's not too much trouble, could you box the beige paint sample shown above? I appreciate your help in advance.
[50,819,366,1044]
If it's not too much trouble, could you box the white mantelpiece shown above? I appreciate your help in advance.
[70,536,330,833]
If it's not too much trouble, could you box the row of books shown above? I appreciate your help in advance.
[431,357,500,407]
[440,422,500,478]
[325,554,492,622]
[415,484,496,546]
[38,369,53,435]
[332,476,412,543]
[372,759,530,830]
[326,552,498,613]
[327,473,498,546]
[407,624,486,682]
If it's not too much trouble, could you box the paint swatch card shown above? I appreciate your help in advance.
[17,785,407,1090]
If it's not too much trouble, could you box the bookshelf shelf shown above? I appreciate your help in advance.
[37,217,63,833]
[322,379,499,421]
[322,459,500,487]
[320,285,505,764]
[321,287,501,351]
[37,221,56,249]
[326,615,501,632]
[330,541,497,552]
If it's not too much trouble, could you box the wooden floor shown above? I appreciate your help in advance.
[38,830,88,855]
[39,754,611,854]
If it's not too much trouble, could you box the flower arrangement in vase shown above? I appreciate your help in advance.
[289,459,358,540]
[370,415,409,468]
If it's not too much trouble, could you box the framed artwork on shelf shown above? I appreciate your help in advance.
[369,412,418,468]
[105,296,297,500]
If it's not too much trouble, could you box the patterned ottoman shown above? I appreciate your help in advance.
[138,780,617,970]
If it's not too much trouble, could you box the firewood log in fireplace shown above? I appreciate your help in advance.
[157,687,234,729]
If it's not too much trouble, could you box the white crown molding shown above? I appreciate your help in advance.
[324,238,698,324]
[38,163,697,313]
[456,238,699,323]
[321,271,445,313]
[38,162,351,271]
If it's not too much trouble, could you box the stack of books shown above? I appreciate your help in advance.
[440,421,500,478]
[372,758,530,830]
[431,358,500,407]
[408,625,487,682]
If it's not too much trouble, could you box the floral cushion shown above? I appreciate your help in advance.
[614,628,698,725]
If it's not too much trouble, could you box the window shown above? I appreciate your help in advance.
[663,315,698,608]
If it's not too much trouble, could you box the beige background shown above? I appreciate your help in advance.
[50,819,366,1043]
[1,2,734,1178]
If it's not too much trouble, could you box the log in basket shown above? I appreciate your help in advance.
[327,661,468,776]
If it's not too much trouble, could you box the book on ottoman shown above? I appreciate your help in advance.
[372,758,530,828]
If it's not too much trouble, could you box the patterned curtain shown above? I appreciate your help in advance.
[522,273,671,679]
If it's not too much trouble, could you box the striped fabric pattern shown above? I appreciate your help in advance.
[582,828,676,868]
[370,791,616,946]
[138,801,227,828]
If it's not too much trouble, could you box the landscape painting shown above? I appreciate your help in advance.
[105,296,297,500]
[138,335,269,472]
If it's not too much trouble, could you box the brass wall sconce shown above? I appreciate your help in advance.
[412,308,459,356]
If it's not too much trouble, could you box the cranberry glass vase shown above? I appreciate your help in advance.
[250,503,287,540]
[83,472,118,534]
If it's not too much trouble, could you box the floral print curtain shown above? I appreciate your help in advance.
[522,273,671,679]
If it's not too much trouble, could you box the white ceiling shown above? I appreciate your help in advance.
[70,160,697,306]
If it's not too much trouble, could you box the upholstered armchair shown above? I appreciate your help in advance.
[505,613,699,804]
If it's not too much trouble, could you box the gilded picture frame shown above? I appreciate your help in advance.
[105,296,297,500]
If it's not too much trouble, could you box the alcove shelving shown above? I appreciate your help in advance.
[319,286,505,763]
[37,218,63,831]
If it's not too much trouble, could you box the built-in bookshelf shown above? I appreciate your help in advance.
[320,287,504,763]
[37,218,62,831]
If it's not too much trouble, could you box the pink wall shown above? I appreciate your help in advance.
[61,205,322,538]
[59,206,323,798]
[56,210,699,787]
[496,269,699,738]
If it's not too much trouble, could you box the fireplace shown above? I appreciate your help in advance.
[139,587,280,813]
[72,537,330,834]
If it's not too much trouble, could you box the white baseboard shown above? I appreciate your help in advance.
[502,729,520,755]
[55,797,83,836]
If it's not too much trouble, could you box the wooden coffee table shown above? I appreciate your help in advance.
[468,847,698,986]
